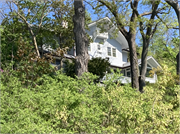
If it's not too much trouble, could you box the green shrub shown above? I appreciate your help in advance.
[63,59,75,78]
[63,57,110,81]
[1,69,179,133]
[88,57,110,81]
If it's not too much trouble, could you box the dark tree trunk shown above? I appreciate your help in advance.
[73,0,89,77]
[137,1,160,92]
[139,38,148,92]
[127,34,139,89]
[126,0,139,89]
[97,0,140,89]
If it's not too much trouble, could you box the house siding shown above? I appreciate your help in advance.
[87,34,123,67]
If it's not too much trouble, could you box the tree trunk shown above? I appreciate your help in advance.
[127,34,139,89]
[127,0,139,89]
[139,38,148,92]
[97,0,140,89]
[73,0,89,77]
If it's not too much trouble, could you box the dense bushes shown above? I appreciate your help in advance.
[1,67,179,133]
[63,57,110,81]
[88,57,110,80]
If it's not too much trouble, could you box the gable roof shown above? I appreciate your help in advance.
[88,17,129,49]
[123,56,161,68]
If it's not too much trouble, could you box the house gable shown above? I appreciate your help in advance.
[87,17,128,49]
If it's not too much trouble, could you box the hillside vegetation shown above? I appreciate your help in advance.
[1,66,179,133]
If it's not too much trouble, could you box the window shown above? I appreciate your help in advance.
[107,47,111,56]
[146,64,153,78]
[97,44,101,50]
[88,45,91,51]
[126,68,131,77]
[127,71,131,77]
[123,70,126,76]
[97,52,102,54]
[112,48,116,57]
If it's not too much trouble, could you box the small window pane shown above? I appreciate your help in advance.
[97,44,100,50]
[112,48,116,57]
[107,47,111,56]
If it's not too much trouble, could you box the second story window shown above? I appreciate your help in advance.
[112,48,116,57]
[107,47,111,56]
[88,45,91,51]
[97,44,101,50]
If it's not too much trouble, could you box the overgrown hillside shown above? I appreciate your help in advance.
[1,67,179,133]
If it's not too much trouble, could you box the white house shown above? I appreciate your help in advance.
[47,17,161,83]
[66,17,161,83]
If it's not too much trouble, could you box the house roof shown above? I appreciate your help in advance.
[123,56,161,68]
[88,17,129,49]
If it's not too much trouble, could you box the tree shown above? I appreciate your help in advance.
[132,0,161,92]
[73,0,89,77]
[149,26,179,69]
[1,17,23,67]
[7,0,51,57]
[50,0,75,49]
[165,0,180,83]
[89,0,140,89]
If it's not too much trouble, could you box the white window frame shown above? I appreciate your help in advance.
[112,48,116,57]
[107,47,111,56]
[125,68,131,77]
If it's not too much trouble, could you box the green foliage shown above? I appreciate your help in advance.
[1,69,179,133]
[88,57,110,80]
[150,65,179,109]
[1,17,27,65]
[1,38,55,87]
[63,57,110,81]
[63,59,75,78]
